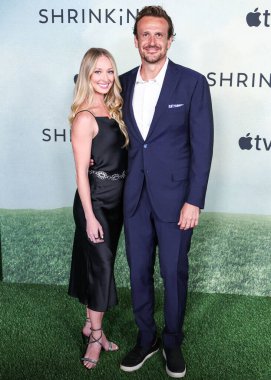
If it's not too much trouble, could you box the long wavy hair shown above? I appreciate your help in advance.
[69,48,129,147]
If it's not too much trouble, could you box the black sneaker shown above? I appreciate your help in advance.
[120,339,160,372]
[163,347,186,378]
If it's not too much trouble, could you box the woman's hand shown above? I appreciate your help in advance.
[86,216,104,243]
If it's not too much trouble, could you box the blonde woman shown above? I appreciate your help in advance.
[68,48,128,370]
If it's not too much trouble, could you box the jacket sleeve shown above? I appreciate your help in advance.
[186,74,214,209]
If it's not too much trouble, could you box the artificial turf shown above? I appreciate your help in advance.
[0,282,270,380]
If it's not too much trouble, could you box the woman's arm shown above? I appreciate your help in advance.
[71,112,104,243]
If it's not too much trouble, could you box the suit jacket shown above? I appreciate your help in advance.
[120,59,214,222]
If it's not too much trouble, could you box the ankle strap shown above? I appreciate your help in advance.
[88,329,103,347]
[91,327,102,332]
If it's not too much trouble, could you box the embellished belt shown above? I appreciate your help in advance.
[89,169,126,181]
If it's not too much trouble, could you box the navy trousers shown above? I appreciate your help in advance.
[124,183,193,349]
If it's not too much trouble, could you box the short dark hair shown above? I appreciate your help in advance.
[133,6,175,39]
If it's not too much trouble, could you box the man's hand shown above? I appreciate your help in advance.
[178,203,200,230]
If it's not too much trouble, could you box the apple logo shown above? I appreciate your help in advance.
[239,133,253,150]
[246,8,261,27]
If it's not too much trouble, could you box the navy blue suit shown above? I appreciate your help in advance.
[120,60,213,348]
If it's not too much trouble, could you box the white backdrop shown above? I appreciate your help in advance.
[1,0,270,214]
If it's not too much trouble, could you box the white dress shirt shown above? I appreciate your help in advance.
[132,58,169,140]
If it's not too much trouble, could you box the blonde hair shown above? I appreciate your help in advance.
[69,47,129,147]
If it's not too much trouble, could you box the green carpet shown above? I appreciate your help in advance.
[0,282,270,380]
[0,209,270,296]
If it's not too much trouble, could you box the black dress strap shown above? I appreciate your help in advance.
[75,109,96,118]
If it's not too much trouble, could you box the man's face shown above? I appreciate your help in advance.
[134,16,172,64]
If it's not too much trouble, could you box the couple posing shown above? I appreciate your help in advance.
[68,6,213,378]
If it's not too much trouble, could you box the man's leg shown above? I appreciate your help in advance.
[124,184,157,347]
[154,218,193,377]
[121,185,160,372]
[154,219,193,348]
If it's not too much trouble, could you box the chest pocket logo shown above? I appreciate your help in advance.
[168,104,184,108]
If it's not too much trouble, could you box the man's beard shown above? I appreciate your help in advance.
[141,46,166,64]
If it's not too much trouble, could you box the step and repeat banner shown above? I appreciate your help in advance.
[0,0,270,215]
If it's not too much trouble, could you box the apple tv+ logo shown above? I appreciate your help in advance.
[246,8,271,27]
[239,133,271,151]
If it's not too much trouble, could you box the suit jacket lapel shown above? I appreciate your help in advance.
[125,68,144,142]
[146,60,179,140]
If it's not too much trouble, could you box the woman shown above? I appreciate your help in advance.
[68,48,128,370]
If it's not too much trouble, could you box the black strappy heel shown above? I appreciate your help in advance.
[81,327,103,369]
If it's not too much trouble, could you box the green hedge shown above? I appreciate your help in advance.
[0,209,270,296]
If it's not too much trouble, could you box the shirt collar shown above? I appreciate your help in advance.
[135,58,169,85]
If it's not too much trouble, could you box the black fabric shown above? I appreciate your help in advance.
[68,115,127,311]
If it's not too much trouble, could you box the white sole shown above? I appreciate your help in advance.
[163,349,186,378]
[120,348,159,372]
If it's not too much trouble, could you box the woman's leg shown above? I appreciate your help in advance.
[82,309,119,369]
[82,309,104,369]
[82,307,91,338]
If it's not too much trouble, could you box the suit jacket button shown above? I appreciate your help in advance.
[143,144,148,149]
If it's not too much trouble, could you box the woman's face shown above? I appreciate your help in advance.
[90,55,115,95]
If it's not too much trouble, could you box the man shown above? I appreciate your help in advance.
[119,6,213,378]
